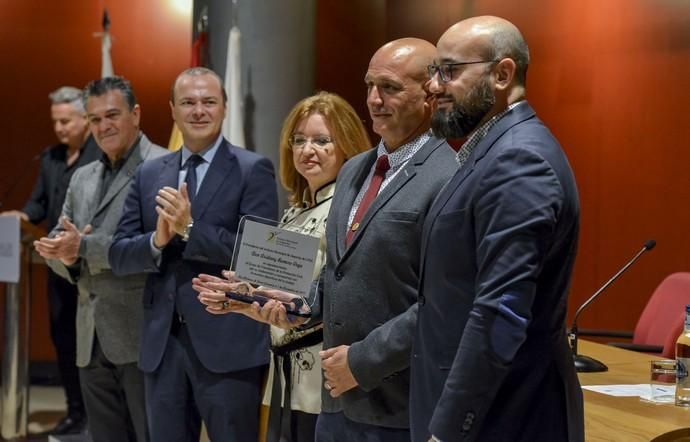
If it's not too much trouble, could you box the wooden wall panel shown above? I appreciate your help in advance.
[316,0,690,332]
[0,0,190,360]
[315,0,387,140]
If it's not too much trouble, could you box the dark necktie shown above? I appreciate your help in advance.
[184,154,203,203]
[346,154,390,246]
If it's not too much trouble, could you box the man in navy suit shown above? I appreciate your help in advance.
[109,67,278,442]
[410,16,584,442]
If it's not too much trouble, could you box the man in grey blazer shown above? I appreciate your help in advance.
[35,76,167,442]
[211,38,457,441]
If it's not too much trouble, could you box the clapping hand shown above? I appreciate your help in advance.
[33,217,91,265]
[155,183,192,238]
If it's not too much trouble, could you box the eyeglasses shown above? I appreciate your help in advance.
[288,134,333,151]
[427,60,499,82]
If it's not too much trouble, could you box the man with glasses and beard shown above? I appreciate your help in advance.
[410,16,584,442]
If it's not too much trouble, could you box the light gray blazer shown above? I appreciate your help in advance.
[46,134,167,367]
[310,136,456,428]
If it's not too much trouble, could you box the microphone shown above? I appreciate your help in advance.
[568,239,656,372]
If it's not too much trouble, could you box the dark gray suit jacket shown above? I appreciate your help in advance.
[410,102,584,442]
[46,135,167,367]
[309,136,456,428]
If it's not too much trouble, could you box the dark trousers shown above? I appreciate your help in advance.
[79,335,148,442]
[315,412,410,442]
[47,269,84,414]
[273,410,317,442]
[288,410,317,442]
[145,323,264,442]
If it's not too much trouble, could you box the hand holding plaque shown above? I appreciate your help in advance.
[227,216,318,317]
[226,289,310,316]
[193,272,248,315]
[193,272,310,327]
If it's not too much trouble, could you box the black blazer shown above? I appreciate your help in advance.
[22,135,100,229]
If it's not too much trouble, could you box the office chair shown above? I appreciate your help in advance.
[579,272,690,359]
[651,427,690,442]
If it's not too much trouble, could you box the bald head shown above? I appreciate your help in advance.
[429,17,529,139]
[440,16,530,86]
[370,38,436,83]
[365,38,436,150]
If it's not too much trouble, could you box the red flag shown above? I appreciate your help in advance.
[191,31,208,67]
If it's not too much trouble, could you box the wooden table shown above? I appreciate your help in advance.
[578,340,690,441]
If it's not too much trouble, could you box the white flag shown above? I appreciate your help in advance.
[101,10,114,78]
[222,26,245,147]
[101,31,114,78]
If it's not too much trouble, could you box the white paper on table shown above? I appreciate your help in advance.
[582,384,676,400]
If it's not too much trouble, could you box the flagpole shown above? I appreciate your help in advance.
[101,9,114,78]
[223,0,246,147]
[232,0,239,26]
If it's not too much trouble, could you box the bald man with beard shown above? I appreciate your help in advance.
[411,16,583,442]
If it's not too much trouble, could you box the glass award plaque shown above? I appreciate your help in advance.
[227,215,319,317]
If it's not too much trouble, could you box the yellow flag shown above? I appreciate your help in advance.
[168,123,183,151]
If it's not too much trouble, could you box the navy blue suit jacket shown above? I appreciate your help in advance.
[109,140,278,373]
[410,103,584,442]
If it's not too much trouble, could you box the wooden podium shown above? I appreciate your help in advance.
[0,217,45,441]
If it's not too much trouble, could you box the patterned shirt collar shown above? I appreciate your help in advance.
[347,130,432,228]
[456,100,525,167]
[376,130,432,169]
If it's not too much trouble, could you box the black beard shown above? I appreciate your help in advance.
[431,79,496,139]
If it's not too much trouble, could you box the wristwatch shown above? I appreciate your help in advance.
[181,219,194,242]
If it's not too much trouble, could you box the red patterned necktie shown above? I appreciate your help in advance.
[346,154,390,246]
